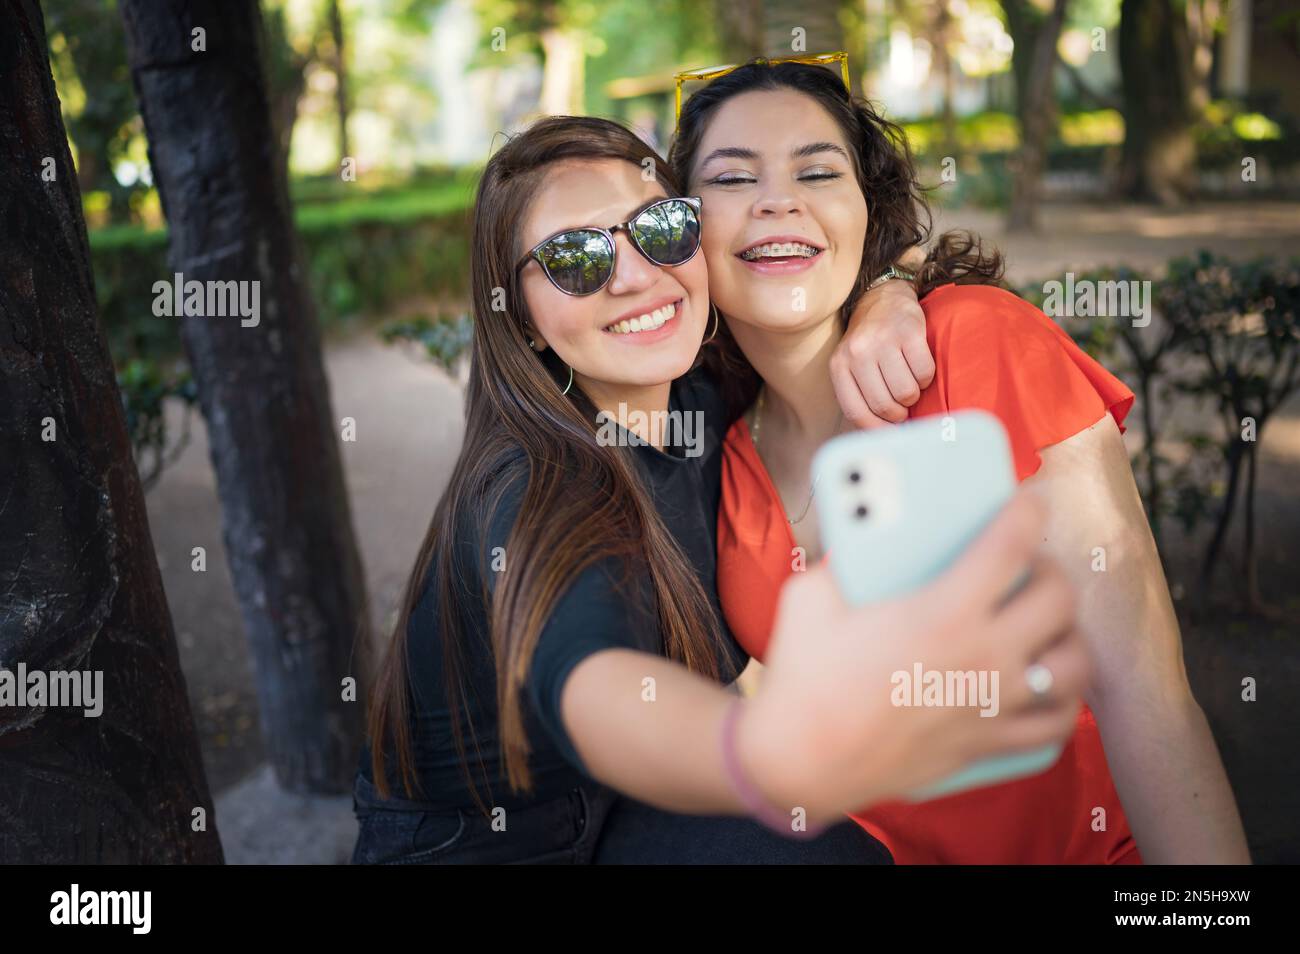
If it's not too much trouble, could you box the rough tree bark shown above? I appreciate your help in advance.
[1118,0,1200,204]
[1003,0,1070,231]
[118,0,372,793]
[762,0,845,59]
[0,0,222,863]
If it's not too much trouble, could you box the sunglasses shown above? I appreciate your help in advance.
[674,51,851,123]
[515,196,703,296]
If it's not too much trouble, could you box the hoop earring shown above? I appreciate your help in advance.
[704,303,720,344]
[561,365,574,396]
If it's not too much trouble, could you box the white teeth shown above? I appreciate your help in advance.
[607,300,678,334]
[740,241,820,261]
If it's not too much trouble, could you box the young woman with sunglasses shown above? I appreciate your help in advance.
[670,61,1250,864]
[353,115,1091,864]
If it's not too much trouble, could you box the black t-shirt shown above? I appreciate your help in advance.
[359,366,750,810]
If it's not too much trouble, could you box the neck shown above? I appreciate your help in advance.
[578,375,673,448]
[728,312,843,438]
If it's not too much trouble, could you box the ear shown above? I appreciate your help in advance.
[524,325,549,353]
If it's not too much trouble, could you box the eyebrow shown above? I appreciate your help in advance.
[698,146,760,166]
[793,141,851,161]
[698,142,850,169]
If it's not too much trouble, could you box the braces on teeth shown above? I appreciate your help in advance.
[740,242,820,261]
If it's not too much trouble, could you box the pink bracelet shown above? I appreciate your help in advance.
[719,697,828,840]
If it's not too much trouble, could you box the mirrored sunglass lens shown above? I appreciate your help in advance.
[633,201,701,265]
[540,230,613,294]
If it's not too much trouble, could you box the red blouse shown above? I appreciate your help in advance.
[717,283,1141,864]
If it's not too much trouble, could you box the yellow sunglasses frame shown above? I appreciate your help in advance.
[673,51,851,121]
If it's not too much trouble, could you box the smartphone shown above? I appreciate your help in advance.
[812,409,1062,800]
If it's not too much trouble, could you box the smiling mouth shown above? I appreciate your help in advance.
[738,241,823,263]
[603,299,681,335]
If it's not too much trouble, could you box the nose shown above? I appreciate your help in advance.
[604,230,658,296]
[753,189,801,219]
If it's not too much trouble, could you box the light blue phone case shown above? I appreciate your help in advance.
[811,409,1062,800]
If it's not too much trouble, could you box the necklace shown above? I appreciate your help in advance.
[749,386,841,526]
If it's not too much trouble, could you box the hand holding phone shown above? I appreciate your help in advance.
[812,410,1064,799]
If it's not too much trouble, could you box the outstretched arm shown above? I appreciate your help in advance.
[1030,413,1251,864]
[558,494,1090,824]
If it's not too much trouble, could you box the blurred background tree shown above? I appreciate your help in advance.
[44,0,141,223]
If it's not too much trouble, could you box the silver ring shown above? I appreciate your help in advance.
[1025,663,1054,698]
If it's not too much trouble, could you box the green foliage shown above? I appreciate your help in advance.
[925,154,1014,209]
[1156,252,1300,607]
[44,0,145,223]
[379,313,475,373]
[907,103,1296,210]
[1197,100,1296,169]
[904,111,1021,155]
[89,171,478,363]
[1024,254,1300,608]
[101,170,480,487]
[116,358,197,492]
[582,0,717,117]
[1158,253,1300,416]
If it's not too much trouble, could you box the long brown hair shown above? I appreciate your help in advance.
[368,117,736,807]
[668,61,1005,417]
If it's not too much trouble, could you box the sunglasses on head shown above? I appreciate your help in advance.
[515,196,703,296]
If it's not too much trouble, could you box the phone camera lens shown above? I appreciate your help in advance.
[854,504,869,519]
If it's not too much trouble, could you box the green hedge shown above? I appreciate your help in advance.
[90,170,479,363]
[1016,254,1300,609]
[904,106,1293,167]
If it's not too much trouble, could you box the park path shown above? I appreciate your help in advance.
[138,200,1300,861]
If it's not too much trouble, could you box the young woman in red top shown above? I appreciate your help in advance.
[669,61,1250,863]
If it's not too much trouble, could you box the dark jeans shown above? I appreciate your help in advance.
[592,795,892,864]
[351,773,616,864]
[351,773,892,865]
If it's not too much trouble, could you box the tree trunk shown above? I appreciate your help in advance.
[1118,0,1199,203]
[119,0,372,794]
[713,0,764,62]
[0,0,222,862]
[1004,0,1069,231]
[934,3,958,160]
[328,0,350,165]
[763,0,845,59]
[1201,432,1245,593]
[1137,369,1163,549]
[262,3,312,183]
[1242,436,1262,613]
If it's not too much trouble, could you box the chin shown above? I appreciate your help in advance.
[604,356,694,389]
[744,301,825,333]
[656,351,699,382]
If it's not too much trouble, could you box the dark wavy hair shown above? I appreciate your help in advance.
[668,61,1005,417]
